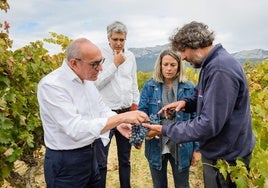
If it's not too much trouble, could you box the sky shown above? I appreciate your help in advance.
[1,0,268,54]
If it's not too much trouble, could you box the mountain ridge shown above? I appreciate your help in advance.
[129,44,268,72]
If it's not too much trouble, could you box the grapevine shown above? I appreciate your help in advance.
[1,1,268,186]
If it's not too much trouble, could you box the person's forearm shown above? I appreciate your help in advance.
[183,98,196,112]
[183,90,198,112]
[101,114,125,134]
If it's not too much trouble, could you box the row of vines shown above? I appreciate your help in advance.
[1,0,268,187]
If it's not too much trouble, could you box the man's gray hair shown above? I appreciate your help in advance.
[66,38,90,61]
[107,21,128,37]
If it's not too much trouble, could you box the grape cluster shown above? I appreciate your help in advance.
[129,124,149,147]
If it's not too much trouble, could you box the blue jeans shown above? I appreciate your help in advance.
[44,146,100,188]
[149,153,190,188]
[96,128,131,188]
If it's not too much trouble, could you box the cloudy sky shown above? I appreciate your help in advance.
[2,0,268,53]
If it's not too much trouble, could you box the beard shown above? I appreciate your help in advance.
[188,51,203,68]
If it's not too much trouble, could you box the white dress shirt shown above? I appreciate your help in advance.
[37,60,116,150]
[94,45,139,110]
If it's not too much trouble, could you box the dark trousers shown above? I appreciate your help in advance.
[202,153,252,188]
[149,153,190,188]
[96,128,132,188]
[44,145,100,188]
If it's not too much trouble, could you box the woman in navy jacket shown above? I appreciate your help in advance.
[138,49,200,188]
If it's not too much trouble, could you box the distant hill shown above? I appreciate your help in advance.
[232,49,268,63]
[129,44,268,72]
[129,44,169,72]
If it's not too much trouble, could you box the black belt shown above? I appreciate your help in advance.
[112,107,130,114]
[203,152,252,166]
[47,142,95,152]
[77,143,95,150]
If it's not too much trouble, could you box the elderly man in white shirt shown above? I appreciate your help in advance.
[94,21,139,188]
[37,38,148,188]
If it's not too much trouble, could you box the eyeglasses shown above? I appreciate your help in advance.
[75,58,105,69]
[110,38,126,42]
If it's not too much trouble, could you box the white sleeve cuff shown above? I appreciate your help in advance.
[100,131,110,146]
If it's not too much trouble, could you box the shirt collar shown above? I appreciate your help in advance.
[201,43,222,68]
[61,59,83,84]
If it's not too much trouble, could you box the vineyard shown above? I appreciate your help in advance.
[1,1,268,187]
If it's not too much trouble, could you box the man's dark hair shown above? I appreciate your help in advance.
[169,21,215,52]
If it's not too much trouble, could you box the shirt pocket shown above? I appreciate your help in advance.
[148,98,162,116]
